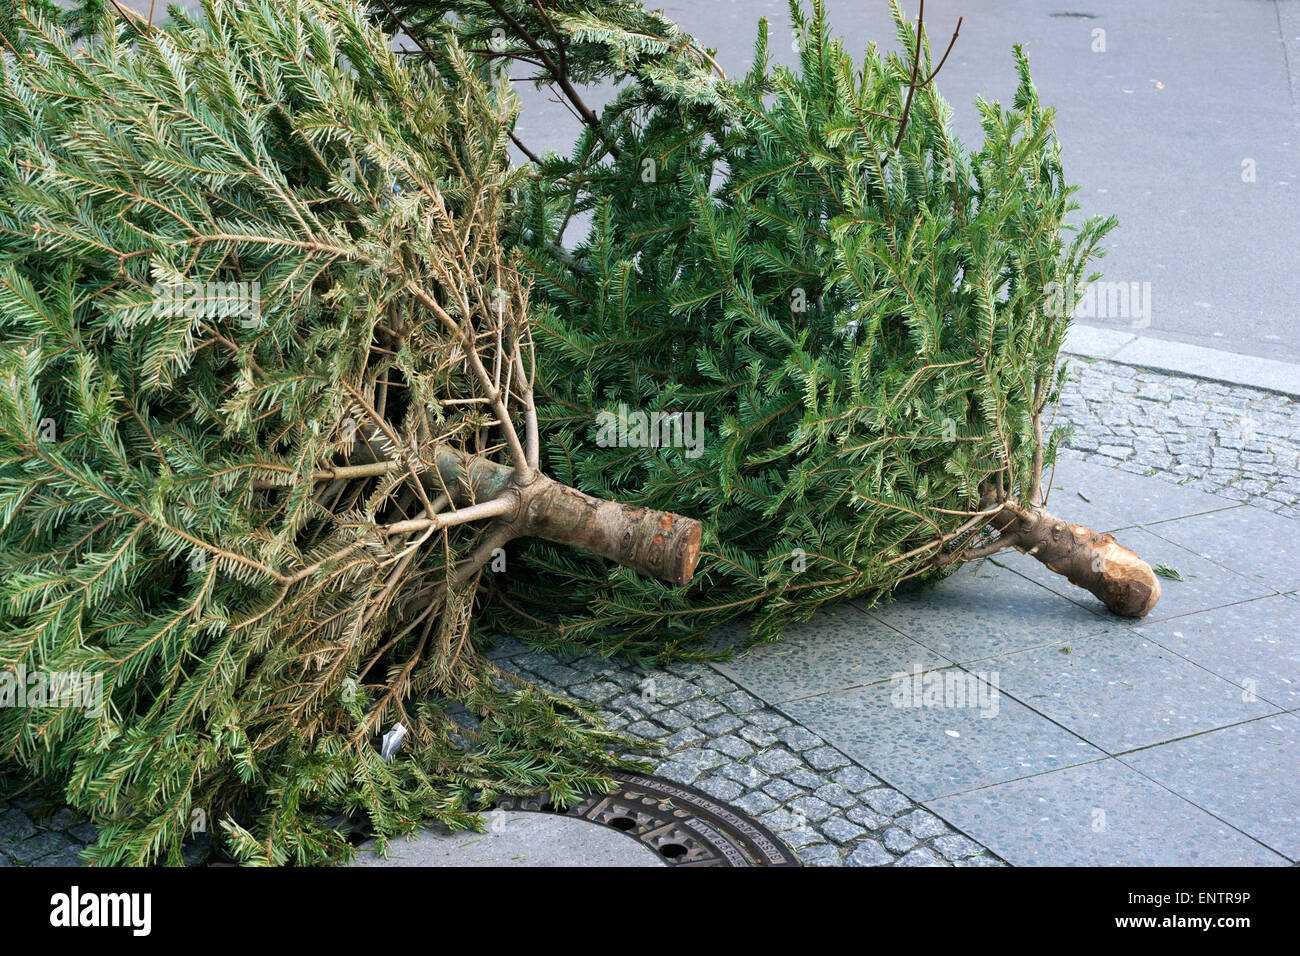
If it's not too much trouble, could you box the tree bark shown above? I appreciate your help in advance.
[515,475,702,587]
[349,432,702,587]
[984,503,1160,617]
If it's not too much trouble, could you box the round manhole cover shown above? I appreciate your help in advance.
[496,770,799,867]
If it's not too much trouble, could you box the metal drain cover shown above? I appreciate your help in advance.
[496,770,799,867]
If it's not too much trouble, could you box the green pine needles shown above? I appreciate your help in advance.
[0,0,643,865]
[439,0,1155,644]
[0,0,1162,865]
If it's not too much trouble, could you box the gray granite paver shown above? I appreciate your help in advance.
[710,734,754,760]
[734,791,779,817]
[895,847,946,867]
[0,810,37,845]
[819,817,866,844]
[933,834,987,860]
[1144,505,1300,593]
[777,726,824,751]
[758,808,802,832]
[694,776,745,803]
[979,632,1276,753]
[717,605,949,702]
[859,788,914,817]
[627,720,668,741]
[743,711,792,731]
[866,560,1121,664]
[1134,596,1300,710]
[814,783,854,808]
[762,779,804,803]
[67,822,98,844]
[738,725,778,748]
[1058,359,1300,520]
[752,748,803,776]
[662,727,705,751]
[1040,451,1237,531]
[634,674,700,706]
[783,768,825,790]
[927,759,1288,867]
[7,830,72,864]
[845,840,894,867]
[954,853,1005,867]
[676,698,725,721]
[719,690,763,713]
[33,846,85,867]
[789,796,835,823]
[653,708,695,731]
[797,843,843,866]
[846,806,888,829]
[805,746,850,771]
[719,762,769,790]
[896,809,950,840]
[832,766,881,792]
[783,676,1104,801]
[699,715,744,736]
[569,680,622,705]
[1121,713,1300,861]
[882,827,917,854]
[778,826,824,849]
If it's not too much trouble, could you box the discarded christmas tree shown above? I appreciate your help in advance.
[0,0,700,864]
[405,0,1161,647]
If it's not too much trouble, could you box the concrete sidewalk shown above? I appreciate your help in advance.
[351,813,666,867]
[785,454,1297,866]
[490,449,1299,866]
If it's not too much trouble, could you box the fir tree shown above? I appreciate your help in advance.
[0,0,700,864]
[403,0,1162,647]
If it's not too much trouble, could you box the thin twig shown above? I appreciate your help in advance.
[882,4,961,168]
[510,130,543,164]
[484,0,622,160]
[890,0,925,156]
[918,16,962,89]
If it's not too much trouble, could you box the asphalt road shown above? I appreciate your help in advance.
[81,0,1300,362]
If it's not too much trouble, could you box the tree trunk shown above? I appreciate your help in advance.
[516,475,702,587]
[985,503,1160,617]
[350,434,702,587]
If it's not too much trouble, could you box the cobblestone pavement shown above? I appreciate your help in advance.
[5,357,1298,866]
[491,644,1004,867]
[1057,358,1300,519]
[0,797,97,867]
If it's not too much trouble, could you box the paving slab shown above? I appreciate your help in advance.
[1144,505,1300,594]
[714,604,949,703]
[1109,337,1300,396]
[977,631,1276,754]
[350,813,666,867]
[869,560,1121,664]
[1062,324,1137,361]
[993,526,1276,623]
[1133,596,1300,711]
[926,759,1289,867]
[781,675,1104,802]
[1043,452,1238,532]
[1122,713,1300,862]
